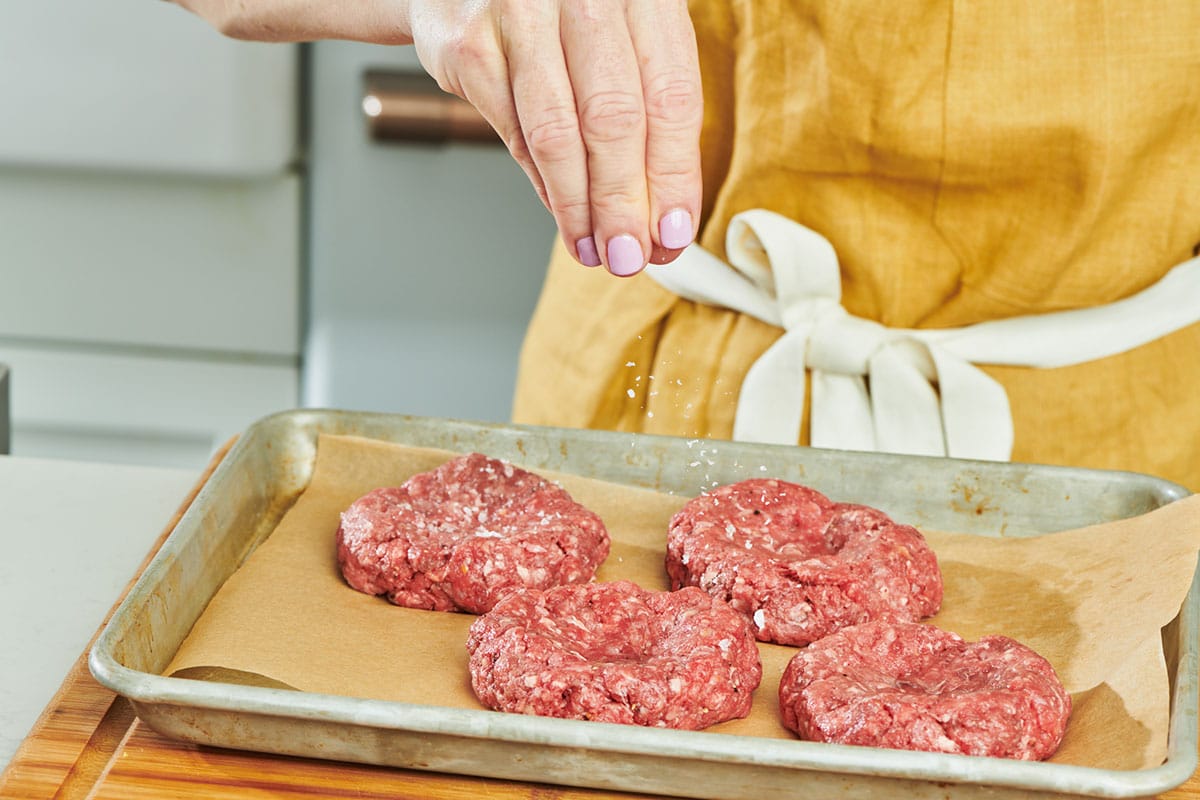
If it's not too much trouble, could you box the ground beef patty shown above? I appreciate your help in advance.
[466,580,763,729]
[779,621,1071,760]
[336,453,609,614]
[666,479,942,646]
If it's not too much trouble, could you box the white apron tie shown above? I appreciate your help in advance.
[645,209,1200,460]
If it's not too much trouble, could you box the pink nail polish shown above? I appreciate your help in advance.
[607,235,645,277]
[659,209,694,250]
[576,236,601,267]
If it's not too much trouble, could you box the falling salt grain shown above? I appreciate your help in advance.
[626,389,636,399]
[625,361,636,367]
[647,411,655,418]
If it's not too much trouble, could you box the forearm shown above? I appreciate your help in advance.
[169,0,414,45]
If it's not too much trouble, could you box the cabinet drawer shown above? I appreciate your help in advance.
[0,2,296,176]
[0,343,297,467]
[0,171,299,356]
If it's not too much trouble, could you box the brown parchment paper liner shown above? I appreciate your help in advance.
[167,434,1200,771]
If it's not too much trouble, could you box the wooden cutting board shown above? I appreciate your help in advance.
[1,442,1196,800]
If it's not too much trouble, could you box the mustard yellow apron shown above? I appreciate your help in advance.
[513,0,1200,490]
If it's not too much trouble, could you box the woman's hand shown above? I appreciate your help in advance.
[410,0,703,275]
[172,0,703,276]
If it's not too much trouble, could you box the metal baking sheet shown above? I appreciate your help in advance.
[90,409,1198,799]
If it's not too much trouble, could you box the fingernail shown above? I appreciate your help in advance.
[575,236,601,267]
[659,209,694,250]
[606,235,645,277]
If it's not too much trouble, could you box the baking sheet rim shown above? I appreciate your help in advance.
[88,410,1200,797]
[92,658,1199,796]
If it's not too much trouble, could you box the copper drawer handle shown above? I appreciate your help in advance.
[362,70,500,145]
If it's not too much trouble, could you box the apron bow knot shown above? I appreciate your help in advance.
[646,209,1200,460]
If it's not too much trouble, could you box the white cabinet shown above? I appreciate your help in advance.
[0,345,297,467]
[0,2,296,176]
[0,1,300,467]
[0,171,299,355]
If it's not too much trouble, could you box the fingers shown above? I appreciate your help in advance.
[413,0,702,277]
[561,2,651,276]
[501,5,600,266]
[470,82,553,214]
[416,8,557,227]
[628,0,703,254]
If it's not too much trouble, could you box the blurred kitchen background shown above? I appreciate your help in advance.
[0,1,557,468]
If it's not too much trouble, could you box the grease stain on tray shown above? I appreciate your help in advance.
[950,474,1000,521]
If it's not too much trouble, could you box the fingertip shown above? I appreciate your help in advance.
[606,234,647,277]
[575,236,602,267]
[658,208,694,250]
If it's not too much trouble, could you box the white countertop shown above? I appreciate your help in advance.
[0,455,198,771]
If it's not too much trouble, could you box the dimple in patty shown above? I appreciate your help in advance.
[666,479,942,646]
[467,580,764,730]
[779,620,1072,760]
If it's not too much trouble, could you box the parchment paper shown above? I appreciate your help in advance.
[167,434,1200,771]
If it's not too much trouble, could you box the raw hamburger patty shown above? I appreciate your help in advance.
[779,621,1071,760]
[336,453,610,614]
[666,479,942,646]
[466,580,763,729]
